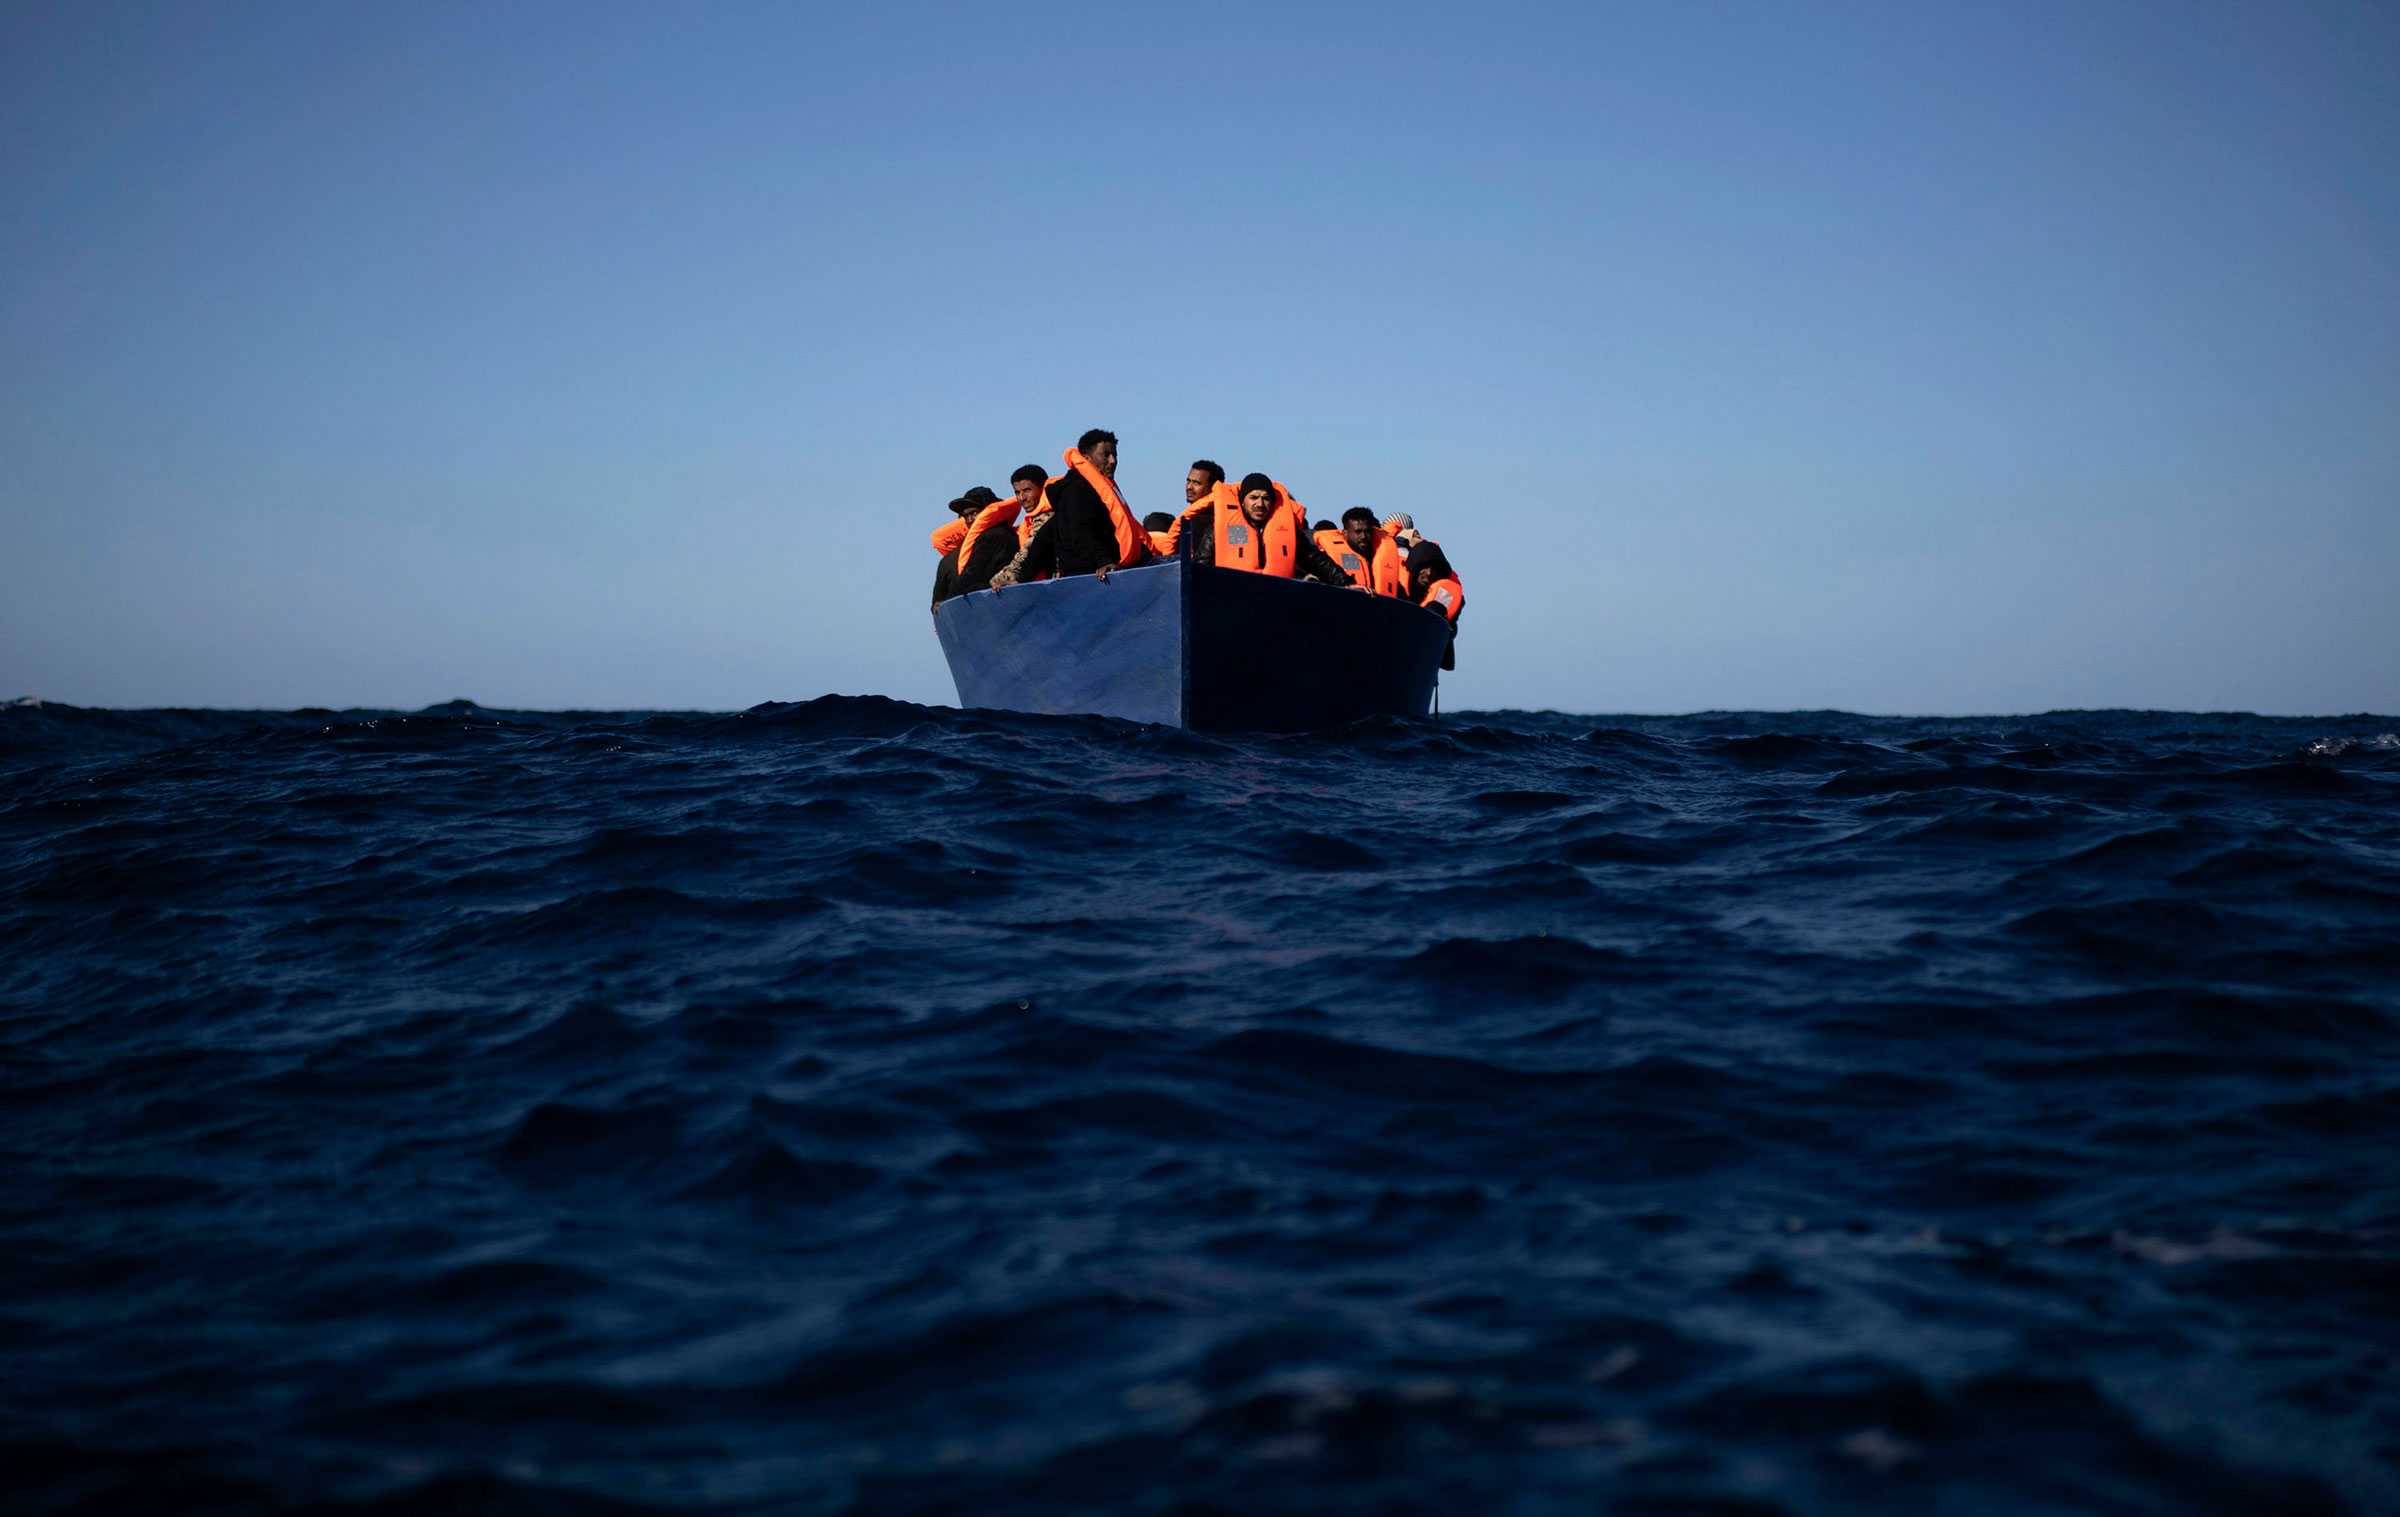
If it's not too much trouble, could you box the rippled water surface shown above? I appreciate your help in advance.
[4,697,2397,1513]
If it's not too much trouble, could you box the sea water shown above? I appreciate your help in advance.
[3,697,2395,1513]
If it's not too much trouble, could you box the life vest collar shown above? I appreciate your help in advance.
[953,498,1022,571]
[1266,479,1305,524]
[1063,447,1150,569]
[1165,481,1237,551]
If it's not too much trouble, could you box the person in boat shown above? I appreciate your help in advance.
[1411,539,1463,670]
[930,487,1005,606]
[1386,510,1459,587]
[957,487,1044,598]
[1007,462,1049,517]
[930,495,975,561]
[1186,459,1224,507]
[1316,507,1411,596]
[1190,473,1356,586]
[1310,520,1352,578]
[1000,462,1055,549]
[993,428,1153,585]
[942,476,1048,596]
[1166,459,1232,553]
[987,464,1053,550]
[1409,541,1465,623]
[948,466,1054,596]
[930,495,976,605]
[1143,512,1177,555]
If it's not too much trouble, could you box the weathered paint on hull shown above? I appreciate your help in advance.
[933,557,1449,731]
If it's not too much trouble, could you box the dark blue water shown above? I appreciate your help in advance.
[4,697,2397,1514]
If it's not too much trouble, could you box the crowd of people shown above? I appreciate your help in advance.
[927,429,1465,634]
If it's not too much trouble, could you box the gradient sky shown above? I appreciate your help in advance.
[5,1,2395,714]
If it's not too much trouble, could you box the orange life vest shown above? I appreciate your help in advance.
[933,518,968,556]
[1215,503,1300,576]
[953,477,1066,572]
[953,499,1021,572]
[1168,479,1306,550]
[1421,577,1465,623]
[1313,526,1410,594]
[1063,447,1151,569]
[1165,482,1233,550]
[1148,529,1174,555]
[1314,529,1373,589]
[1257,480,1307,537]
[1018,476,1062,547]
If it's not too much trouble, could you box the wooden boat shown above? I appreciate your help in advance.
[933,553,1451,730]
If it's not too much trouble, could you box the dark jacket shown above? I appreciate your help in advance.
[931,514,1031,605]
[950,519,1022,597]
[1188,505,1354,587]
[1011,468,1148,580]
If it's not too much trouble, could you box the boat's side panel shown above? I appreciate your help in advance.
[933,561,1184,726]
[1184,567,1449,731]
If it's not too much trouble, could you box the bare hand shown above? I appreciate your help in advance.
[1095,564,1114,583]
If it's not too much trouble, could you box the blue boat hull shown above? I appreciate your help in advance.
[933,558,1450,730]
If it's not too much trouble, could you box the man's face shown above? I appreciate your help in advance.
[1089,439,1117,478]
[1241,489,1276,526]
[1185,468,1215,504]
[1012,477,1043,509]
[1343,519,1376,555]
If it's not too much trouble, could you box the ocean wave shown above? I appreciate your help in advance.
[3,705,2396,1514]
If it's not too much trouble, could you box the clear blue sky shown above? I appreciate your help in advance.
[5,1,2395,714]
